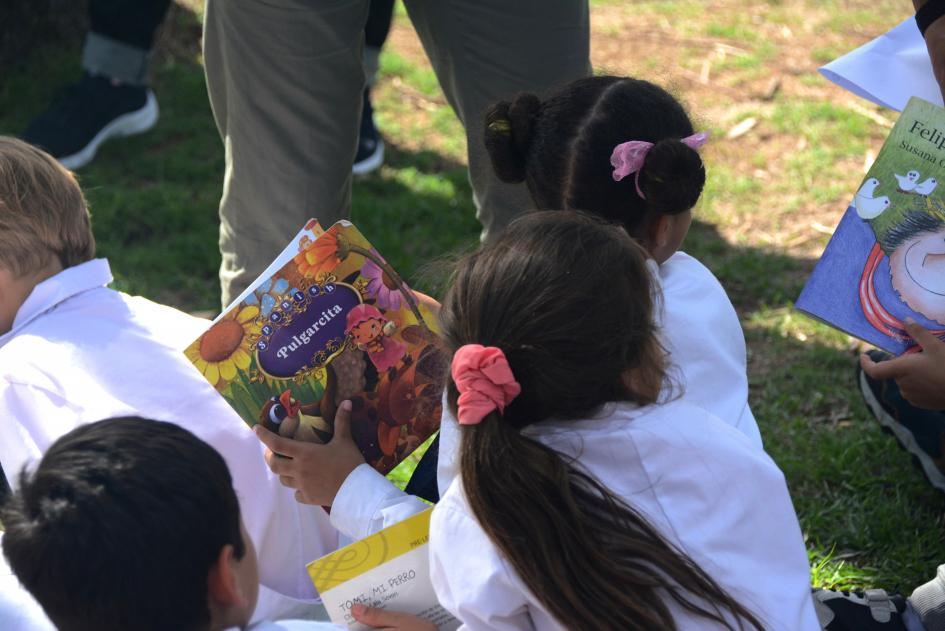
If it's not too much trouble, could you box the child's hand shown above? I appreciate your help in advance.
[254,400,365,506]
[350,604,436,630]
[860,320,945,410]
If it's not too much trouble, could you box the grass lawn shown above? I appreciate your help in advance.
[3,0,943,592]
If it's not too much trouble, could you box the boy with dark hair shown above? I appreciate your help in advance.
[1,417,341,631]
[2,417,253,630]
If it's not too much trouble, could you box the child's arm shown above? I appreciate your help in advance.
[861,320,945,410]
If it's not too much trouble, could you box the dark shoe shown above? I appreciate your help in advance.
[22,72,158,170]
[858,349,945,493]
[353,88,384,175]
[813,588,908,630]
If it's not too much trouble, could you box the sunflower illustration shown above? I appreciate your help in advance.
[186,305,261,389]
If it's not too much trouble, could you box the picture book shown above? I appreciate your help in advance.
[797,97,945,354]
[184,219,446,474]
[307,509,459,630]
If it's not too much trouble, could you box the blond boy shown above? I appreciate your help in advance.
[0,137,416,626]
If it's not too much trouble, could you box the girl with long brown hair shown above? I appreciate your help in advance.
[429,211,818,630]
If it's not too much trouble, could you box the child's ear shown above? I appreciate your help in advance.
[207,544,247,609]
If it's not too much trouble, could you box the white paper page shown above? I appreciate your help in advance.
[819,18,943,112]
[318,545,459,631]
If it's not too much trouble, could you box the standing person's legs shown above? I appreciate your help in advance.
[355,0,396,175]
[83,0,172,85]
[401,0,591,240]
[203,0,370,306]
[364,0,396,84]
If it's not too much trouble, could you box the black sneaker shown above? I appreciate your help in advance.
[858,349,945,493]
[813,588,908,630]
[353,88,384,175]
[22,72,159,170]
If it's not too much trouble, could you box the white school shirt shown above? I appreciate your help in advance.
[0,259,403,626]
[429,400,819,631]
[432,251,764,501]
[654,251,761,447]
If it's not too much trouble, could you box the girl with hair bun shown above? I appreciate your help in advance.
[479,76,762,449]
[427,211,818,630]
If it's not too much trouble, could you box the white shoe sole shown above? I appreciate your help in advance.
[59,90,159,170]
[352,138,384,175]
[860,369,945,493]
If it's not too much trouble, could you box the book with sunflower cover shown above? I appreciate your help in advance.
[185,219,446,474]
[797,97,945,354]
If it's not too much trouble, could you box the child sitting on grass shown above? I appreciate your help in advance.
[266,212,820,630]
[0,136,412,624]
[435,212,817,629]
[482,75,760,445]
[1,416,344,631]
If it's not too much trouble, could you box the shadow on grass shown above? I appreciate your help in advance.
[746,314,945,591]
[685,219,818,314]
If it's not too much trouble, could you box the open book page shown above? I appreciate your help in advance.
[308,509,459,631]
[819,18,942,112]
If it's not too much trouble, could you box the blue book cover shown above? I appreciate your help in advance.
[797,97,945,354]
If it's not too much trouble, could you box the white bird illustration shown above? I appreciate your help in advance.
[915,177,938,196]
[857,177,880,198]
[853,194,890,219]
[895,170,921,191]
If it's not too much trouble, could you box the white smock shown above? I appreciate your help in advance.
[429,400,819,631]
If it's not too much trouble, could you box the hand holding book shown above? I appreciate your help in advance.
[860,319,945,409]
[184,220,446,482]
[255,399,366,506]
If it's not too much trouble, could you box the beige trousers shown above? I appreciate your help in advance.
[203,0,590,306]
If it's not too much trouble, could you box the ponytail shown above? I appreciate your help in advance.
[442,212,764,631]
[484,93,542,183]
[459,414,764,630]
[636,138,706,216]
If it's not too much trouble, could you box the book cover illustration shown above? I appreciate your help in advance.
[308,508,460,630]
[185,220,446,473]
[797,97,945,354]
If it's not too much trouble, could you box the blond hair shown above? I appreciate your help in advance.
[0,136,95,277]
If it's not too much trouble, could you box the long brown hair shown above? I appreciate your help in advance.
[440,212,763,630]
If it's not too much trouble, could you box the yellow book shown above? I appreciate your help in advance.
[308,509,459,630]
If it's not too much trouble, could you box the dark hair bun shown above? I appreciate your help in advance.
[640,138,706,215]
[483,93,541,183]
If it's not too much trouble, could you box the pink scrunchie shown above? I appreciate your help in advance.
[451,344,522,426]
[610,132,709,198]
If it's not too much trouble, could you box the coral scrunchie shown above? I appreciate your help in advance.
[451,344,521,426]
